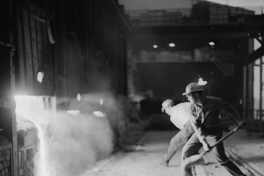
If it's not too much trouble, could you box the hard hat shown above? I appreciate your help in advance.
[182,82,203,95]
[161,99,173,112]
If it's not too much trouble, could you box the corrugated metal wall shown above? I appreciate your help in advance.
[16,0,54,96]
[15,0,130,99]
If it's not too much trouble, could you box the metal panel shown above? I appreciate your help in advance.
[22,7,34,89]
[16,4,54,96]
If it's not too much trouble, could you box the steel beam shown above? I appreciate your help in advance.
[240,46,264,65]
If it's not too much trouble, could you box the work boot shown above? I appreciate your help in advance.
[158,158,169,166]
[182,167,193,176]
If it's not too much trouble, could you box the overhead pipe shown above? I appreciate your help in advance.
[0,40,15,48]
[42,0,55,44]
[22,0,55,44]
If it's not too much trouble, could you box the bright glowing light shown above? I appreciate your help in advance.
[209,42,215,46]
[169,43,175,47]
[15,95,53,176]
[67,110,81,116]
[37,72,45,83]
[100,98,104,105]
[93,111,106,118]
[153,44,158,48]
[15,94,114,176]
[198,78,207,85]
[77,93,81,101]
[35,123,50,176]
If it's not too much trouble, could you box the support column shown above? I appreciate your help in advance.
[261,57,263,120]
[243,66,248,119]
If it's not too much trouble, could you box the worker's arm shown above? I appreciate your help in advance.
[188,114,210,151]
[171,119,184,130]
[170,111,185,130]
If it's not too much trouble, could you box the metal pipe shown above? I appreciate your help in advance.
[182,123,245,167]
[0,40,15,48]
[260,57,263,120]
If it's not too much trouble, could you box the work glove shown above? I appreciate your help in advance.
[158,155,169,166]
[158,159,169,167]
[202,141,210,152]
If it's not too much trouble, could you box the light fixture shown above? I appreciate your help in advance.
[153,44,158,49]
[100,98,104,105]
[169,43,175,47]
[77,93,81,101]
[37,71,45,83]
[209,42,215,46]
[93,111,106,118]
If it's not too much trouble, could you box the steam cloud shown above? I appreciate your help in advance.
[45,110,113,176]
[15,93,123,176]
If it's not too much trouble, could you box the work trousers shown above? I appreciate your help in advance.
[181,132,245,176]
[163,121,194,162]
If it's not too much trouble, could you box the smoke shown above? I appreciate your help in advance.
[67,92,128,139]
[15,94,118,176]
[44,110,113,176]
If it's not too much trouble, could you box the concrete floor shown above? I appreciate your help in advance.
[83,119,263,176]
[84,130,184,176]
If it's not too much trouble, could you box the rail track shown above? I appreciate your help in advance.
[191,144,263,176]
[225,146,264,176]
[192,146,264,176]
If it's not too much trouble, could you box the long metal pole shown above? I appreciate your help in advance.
[182,123,245,167]
[243,66,247,119]
[10,47,18,176]
[260,57,263,120]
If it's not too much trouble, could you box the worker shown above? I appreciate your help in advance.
[181,82,246,176]
[159,99,194,166]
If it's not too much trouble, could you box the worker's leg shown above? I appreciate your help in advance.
[162,122,194,165]
[206,134,246,176]
[181,133,202,176]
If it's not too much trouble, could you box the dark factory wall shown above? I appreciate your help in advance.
[0,1,10,44]
[137,62,243,109]
[55,0,130,100]
[0,1,19,175]
[14,0,130,99]
[15,0,54,96]
[0,46,13,142]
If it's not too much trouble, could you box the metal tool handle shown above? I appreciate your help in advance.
[183,122,245,167]
[201,122,245,155]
